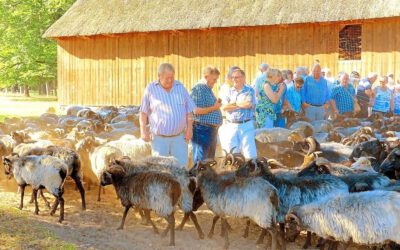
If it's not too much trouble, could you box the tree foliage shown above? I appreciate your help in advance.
[0,0,74,90]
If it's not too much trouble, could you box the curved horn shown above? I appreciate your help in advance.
[223,149,228,156]
[306,137,317,155]
[285,213,301,225]
[229,147,237,154]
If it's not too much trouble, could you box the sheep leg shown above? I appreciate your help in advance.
[256,228,267,244]
[137,208,149,225]
[176,213,190,230]
[117,206,130,230]
[221,218,233,237]
[50,199,59,216]
[243,220,250,238]
[167,213,175,246]
[189,212,205,239]
[144,209,159,234]
[58,196,64,223]
[29,191,34,204]
[302,231,312,249]
[279,223,287,250]
[33,189,39,215]
[268,227,278,250]
[18,185,26,210]
[39,189,51,209]
[72,175,86,211]
[318,238,327,250]
[207,215,220,238]
[222,218,230,250]
[97,185,102,202]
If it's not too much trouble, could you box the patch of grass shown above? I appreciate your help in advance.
[0,205,76,250]
[0,95,58,102]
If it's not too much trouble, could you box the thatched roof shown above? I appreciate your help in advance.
[44,0,400,38]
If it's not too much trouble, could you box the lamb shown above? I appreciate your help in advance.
[25,146,86,210]
[100,161,181,246]
[285,191,400,249]
[2,154,67,223]
[110,156,204,239]
[190,160,283,250]
[90,145,123,201]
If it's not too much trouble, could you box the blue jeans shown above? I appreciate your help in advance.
[152,133,188,167]
[192,123,219,163]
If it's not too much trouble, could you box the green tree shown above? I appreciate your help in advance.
[0,0,74,96]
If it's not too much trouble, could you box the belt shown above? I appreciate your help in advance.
[307,103,323,107]
[227,119,252,124]
[193,121,220,129]
[157,132,183,138]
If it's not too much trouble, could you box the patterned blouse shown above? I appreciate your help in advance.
[255,82,279,128]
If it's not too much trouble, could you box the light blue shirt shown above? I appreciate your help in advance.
[301,76,330,106]
[286,85,302,113]
[223,85,256,122]
[252,72,267,98]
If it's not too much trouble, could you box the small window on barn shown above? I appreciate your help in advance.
[339,25,361,60]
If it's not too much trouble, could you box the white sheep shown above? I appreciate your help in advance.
[90,144,123,201]
[286,191,400,248]
[105,138,151,160]
[13,140,54,156]
[3,155,68,223]
[350,156,377,173]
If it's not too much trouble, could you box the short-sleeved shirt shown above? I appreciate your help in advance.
[140,80,196,136]
[357,78,372,104]
[223,84,256,122]
[190,81,223,126]
[372,86,392,113]
[330,84,355,114]
[285,85,302,113]
[394,89,400,115]
[301,76,330,106]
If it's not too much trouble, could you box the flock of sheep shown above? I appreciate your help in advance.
[0,105,400,250]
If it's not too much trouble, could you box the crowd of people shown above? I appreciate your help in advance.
[139,63,400,167]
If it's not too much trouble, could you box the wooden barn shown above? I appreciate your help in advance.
[44,0,400,106]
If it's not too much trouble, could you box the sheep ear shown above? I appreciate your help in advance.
[107,165,126,176]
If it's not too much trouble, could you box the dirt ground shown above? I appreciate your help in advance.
[0,174,370,250]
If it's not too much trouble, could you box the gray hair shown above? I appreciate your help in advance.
[158,63,175,76]
[267,68,282,78]
[259,63,269,71]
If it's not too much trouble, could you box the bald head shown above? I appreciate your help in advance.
[339,73,349,86]
[312,64,322,80]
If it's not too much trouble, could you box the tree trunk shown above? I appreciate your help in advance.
[45,81,49,96]
[24,85,30,97]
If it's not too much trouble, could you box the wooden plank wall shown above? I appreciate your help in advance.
[56,18,400,106]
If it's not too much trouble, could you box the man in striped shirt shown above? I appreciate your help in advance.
[190,66,223,163]
[140,63,196,167]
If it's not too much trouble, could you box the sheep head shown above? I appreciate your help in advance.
[2,154,19,179]
[189,159,218,177]
[379,148,400,179]
[301,151,322,169]
[285,210,303,242]
[351,156,376,173]
[101,161,127,186]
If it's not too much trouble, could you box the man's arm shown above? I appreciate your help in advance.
[140,112,150,142]
[194,100,221,115]
[184,112,193,142]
